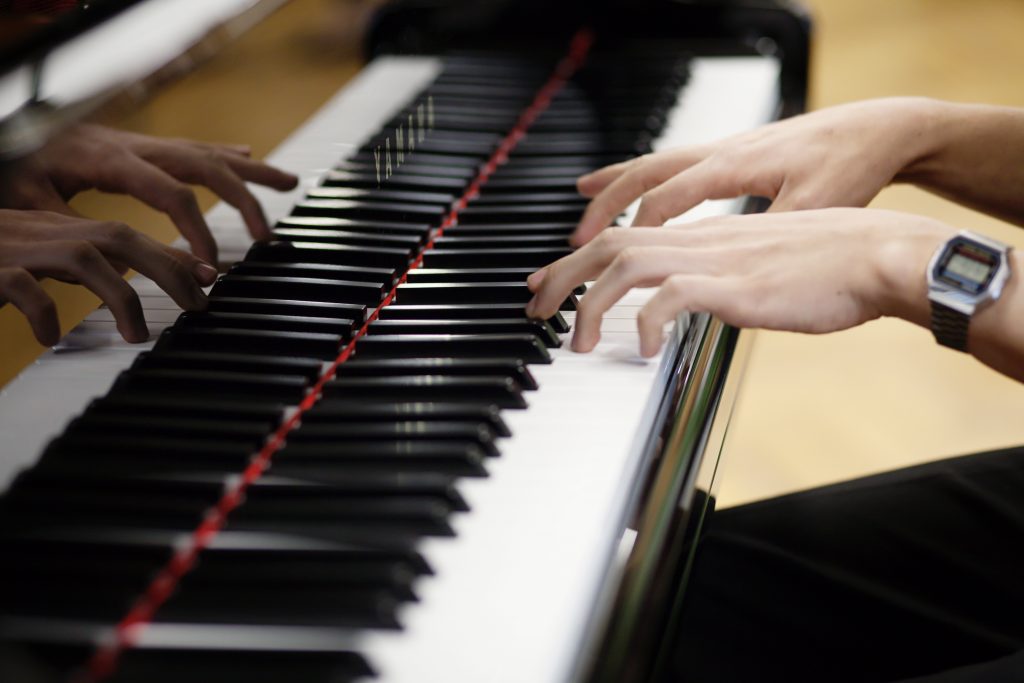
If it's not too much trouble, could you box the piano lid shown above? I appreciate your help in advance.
[365,0,810,109]
[0,0,287,161]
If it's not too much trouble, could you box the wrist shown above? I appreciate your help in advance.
[887,97,959,183]
[867,214,955,326]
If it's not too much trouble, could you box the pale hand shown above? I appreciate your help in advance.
[571,98,944,246]
[527,208,953,357]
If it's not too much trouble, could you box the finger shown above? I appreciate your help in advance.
[95,154,218,264]
[136,144,283,239]
[571,246,707,353]
[527,226,732,319]
[21,240,149,343]
[219,153,299,191]
[637,275,733,357]
[573,148,706,246]
[196,158,274,240]
[81,221,212,310]
[525,229,635,319]
[576,159,634,198]
[0,267,60,346]
[631,156,781,227]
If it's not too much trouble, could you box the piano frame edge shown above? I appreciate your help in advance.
[578,312,753,683]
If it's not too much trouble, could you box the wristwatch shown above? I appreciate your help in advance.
[926,230,1013,351]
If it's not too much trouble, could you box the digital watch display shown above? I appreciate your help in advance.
[934,238,1000,295]
[926,231,1012,351]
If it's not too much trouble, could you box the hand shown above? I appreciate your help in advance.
[571,98,944,246]
[0,124,299,263]
[527,208,952,357]
[0,210,216,346]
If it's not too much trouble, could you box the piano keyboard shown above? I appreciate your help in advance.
[0,34,780,683]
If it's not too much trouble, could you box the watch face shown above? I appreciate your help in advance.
[934,237,1001,295]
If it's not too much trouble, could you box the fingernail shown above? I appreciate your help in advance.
[194,262,218,284]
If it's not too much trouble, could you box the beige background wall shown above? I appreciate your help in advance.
[1,0,1022,509]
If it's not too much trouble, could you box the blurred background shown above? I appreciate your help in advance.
[0,0,1022,507]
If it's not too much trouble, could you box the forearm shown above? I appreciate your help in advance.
[899,101,1024,227]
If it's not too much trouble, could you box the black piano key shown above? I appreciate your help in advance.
[334,357,537,391]
[275,214,435,237]
[10,468,228,501]
[379,303,569,333]
[345,151,482,169]
[323,169,467,192]
[367,318,560,348]
[456,204,584,224]
[200,530,430,571]
[488,164,608,179]
[293,199,448,223]
[250,472,468,512]
[154,328,345,362]
[419,82,537,99]
[420,248,575,271]
[41,434,257,472]
[157,582,401,629]
[246,240,412,271]
[382,138,495,158]
[177,311,355,339]
[87,393,284,428]
[66,413,272,447]
[130,350,323,383]
[396,281,577,311]
[211,275,385,307]
[441,222,575,237]
[322,376,525,411]
[0,527,177,566]
[355,334,551,364]
[467,191,589,206]
[276,441,489,478]
[511,139,648,157]
[336,159,477,178]
[231,260,399,285]
[229,495,456,538]
[291,419,499,452]
[404,267,585,295]
[431,234,572,250]
[271,227,424,251]
[0,580,150,621]
[302,400,510,438]
[110,643,373,683]
[305,186,456,206]
[478,177,582,192]
[0,486,211,531]
[207,296,367,322]
[182,548,421,598]
[111,368,310,402]
[407,129,503,146]
[497,154,628,170]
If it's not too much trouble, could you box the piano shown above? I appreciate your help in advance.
[0,1,809,681]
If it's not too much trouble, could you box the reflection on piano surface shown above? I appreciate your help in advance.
[0,2,807,681]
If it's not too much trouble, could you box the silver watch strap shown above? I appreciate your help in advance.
[930,301,970,351]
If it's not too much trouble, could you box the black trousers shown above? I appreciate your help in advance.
[669,446,1024,683]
